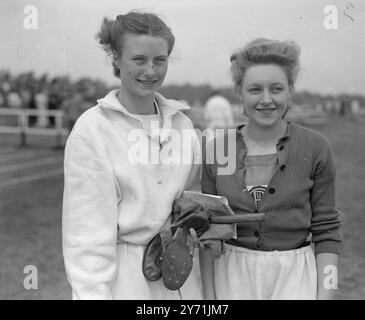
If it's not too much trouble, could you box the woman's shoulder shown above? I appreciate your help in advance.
[68,105,107,140]
[289,122,334,163]
[290,122,331,147]
[76,103,108,124]
[65,105,114,157]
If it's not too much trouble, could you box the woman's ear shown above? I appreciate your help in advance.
[113,56,121,70]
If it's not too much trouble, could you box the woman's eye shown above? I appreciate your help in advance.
[133,57,145,63]
[248,88,260,93]
[271,87,284,93]
[155,58,167,65]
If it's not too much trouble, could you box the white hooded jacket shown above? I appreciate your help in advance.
[62,89,202,299]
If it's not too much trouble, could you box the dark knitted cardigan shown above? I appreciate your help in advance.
[201,122,342,254]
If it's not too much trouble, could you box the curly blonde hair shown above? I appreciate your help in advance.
[230,38,301,94]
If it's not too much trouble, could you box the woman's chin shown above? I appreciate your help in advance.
[251,116,282,128]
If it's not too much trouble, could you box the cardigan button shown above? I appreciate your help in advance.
[268,188,275,194]
[280,164,286,171]
[254,231,260,237]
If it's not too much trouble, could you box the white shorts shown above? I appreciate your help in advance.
[111,242,203,300]
[214,243,317,300]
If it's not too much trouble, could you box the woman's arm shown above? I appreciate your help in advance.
[201,139,217,196]
[62,133,118,300]
[310,138,342,300]
[316,252,339,300]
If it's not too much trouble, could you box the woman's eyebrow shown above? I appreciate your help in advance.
[270,81,285,86]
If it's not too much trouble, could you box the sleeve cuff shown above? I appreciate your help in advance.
[314,240,341,255]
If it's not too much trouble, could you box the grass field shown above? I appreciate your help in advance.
[0,114,364,299]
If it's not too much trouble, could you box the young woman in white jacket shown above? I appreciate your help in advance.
[62,11,202,300]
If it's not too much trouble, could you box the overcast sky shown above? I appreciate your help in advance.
[1,0,364,95]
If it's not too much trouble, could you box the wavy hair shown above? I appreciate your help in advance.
[230,38,301,93]
[96,11,175,78]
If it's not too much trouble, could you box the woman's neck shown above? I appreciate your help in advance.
[117,87,156,115]
[244,120,287,146]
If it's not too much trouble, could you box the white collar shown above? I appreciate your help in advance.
[98,89,188,117]
[97,89,190,143]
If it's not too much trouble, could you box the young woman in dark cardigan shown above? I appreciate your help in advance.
[200,38,342,300]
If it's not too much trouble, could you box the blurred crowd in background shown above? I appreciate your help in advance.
[1,70,364,134]
[0,70,109,131]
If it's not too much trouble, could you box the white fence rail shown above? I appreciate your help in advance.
[0,108,69,146]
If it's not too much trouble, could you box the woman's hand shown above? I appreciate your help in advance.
[187,228,201,257]
[188,228,201,248]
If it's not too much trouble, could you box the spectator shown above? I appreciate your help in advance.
[204,92,234,142]
[7,91,23,108]
[350,99,362,122]
[35,86,49,128]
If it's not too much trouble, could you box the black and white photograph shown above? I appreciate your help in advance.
[0,0,364,302]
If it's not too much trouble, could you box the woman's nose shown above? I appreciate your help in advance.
[261,90,273,105]
[144,62,156,76]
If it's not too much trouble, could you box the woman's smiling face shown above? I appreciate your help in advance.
[241,64,291,128]
[116,33,169,97]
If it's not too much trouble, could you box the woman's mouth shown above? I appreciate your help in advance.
[137,79,158,86]
[256,107,277,115]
